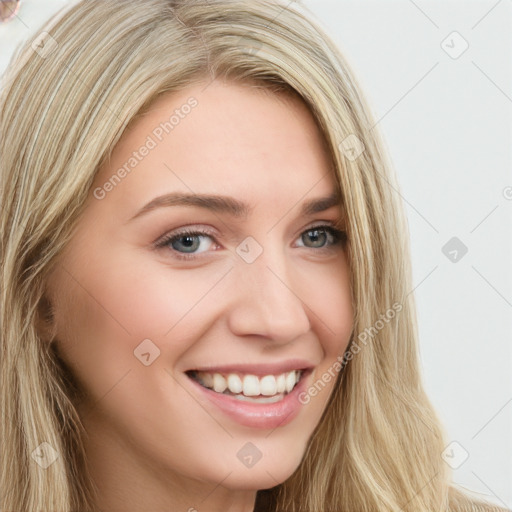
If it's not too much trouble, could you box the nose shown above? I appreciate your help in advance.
[226,245,311,344]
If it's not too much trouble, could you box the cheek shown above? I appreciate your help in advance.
[55,248,228,342]
[48,250,234,398]
[302,256,354,354]
[297,258,353,408]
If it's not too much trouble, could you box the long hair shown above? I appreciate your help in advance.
[0,1,506,511]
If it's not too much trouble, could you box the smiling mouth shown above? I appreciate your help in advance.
[186,369,306,403]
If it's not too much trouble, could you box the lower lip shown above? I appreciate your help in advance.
[187,371,311,429]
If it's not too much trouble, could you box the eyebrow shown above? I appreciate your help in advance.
[127,191,342,222]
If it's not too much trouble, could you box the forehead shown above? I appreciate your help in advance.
[91,79,339,217]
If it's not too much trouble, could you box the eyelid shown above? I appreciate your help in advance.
[153,225,217,250]
[153,220,346,261]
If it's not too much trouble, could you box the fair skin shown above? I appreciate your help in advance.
[44,79,354,512]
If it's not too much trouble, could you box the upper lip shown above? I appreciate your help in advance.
[186,359,315,377]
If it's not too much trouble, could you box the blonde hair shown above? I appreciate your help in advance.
[0,1,507,511]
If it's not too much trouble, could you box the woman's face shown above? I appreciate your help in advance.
[45,79,354,504]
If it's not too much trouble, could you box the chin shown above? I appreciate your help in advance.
[218,445,305,490]
[220,467,296,491]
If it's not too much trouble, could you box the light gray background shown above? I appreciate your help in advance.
[1,0,511,508]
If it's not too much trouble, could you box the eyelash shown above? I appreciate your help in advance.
[154,223,347,262]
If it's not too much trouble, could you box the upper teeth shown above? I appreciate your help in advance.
[193,370,302,397]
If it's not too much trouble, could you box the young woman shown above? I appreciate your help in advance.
[0,1,507,511]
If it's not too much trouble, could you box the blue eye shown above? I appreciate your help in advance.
[154,225,346,261]
[298,226,344,249]
[156,229,217,258]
